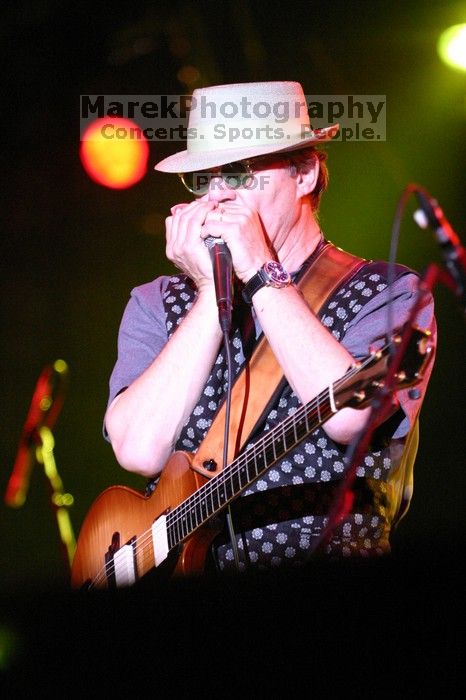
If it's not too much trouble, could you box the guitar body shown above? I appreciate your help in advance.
[71,452,216,590]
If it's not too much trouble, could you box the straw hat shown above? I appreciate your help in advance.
[154,81,339,173]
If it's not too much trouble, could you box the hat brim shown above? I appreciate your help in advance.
[154,124,339,173]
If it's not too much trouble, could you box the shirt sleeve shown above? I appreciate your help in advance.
[340,271,436,438]
[107,276,171,410]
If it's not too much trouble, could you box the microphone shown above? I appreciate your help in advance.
[205,237,233,332]
[413,187,466,312]
[5,360,68,508]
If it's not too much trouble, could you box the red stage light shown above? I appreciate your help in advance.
[80,117,149,189]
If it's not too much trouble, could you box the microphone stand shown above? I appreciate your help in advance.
[309,178,463,559]
[309,262,449,558]
[4,360,77,575]
[32,425,77,572]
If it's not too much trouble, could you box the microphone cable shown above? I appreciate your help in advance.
[306,183,433,559]
[221,329,242,572]
[205,228,241,570]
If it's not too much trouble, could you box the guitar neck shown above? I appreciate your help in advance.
[165,381,339,551]
[162,323,431,553]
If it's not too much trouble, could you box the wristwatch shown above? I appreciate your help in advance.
[242,260,291,304]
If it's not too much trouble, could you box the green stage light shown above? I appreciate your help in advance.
[437,23,466,72]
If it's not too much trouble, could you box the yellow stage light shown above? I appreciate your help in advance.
[437,23,466,72]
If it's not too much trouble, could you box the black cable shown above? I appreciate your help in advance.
[305,183,428,559]
[310,262,437,557]
[386,183,420,352]
[222,328,241,571]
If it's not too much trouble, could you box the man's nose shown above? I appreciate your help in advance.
[207,176,237,203]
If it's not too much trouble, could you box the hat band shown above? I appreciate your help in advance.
[188,117,309,153]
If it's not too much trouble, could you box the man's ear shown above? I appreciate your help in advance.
[295,159,319,199]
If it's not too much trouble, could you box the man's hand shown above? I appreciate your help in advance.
[201,201,272,283]
[165,200,218,291]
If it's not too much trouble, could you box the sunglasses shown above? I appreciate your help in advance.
[178,155,282,196]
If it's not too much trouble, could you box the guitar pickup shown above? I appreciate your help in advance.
[104,532,138,588]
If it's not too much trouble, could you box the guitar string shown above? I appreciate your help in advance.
[88,356,373,589]
[88,384,339,588]
[162,357,367,528]
[89,350,384,588]
[89,397,333,589]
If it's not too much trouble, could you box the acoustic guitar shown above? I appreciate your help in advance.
[71,326,433,590]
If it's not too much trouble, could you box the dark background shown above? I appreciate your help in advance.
[1,0,465,597]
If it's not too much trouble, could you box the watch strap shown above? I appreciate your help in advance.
[242,268,267,304]
[242,262,291,304]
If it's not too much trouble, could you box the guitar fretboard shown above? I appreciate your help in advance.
[165,382,341,550]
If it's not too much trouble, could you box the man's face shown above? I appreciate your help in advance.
[199,157,305,249]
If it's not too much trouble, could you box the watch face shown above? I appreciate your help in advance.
[264,261,291,287]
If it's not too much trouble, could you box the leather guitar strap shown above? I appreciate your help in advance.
[191,242,367,478]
